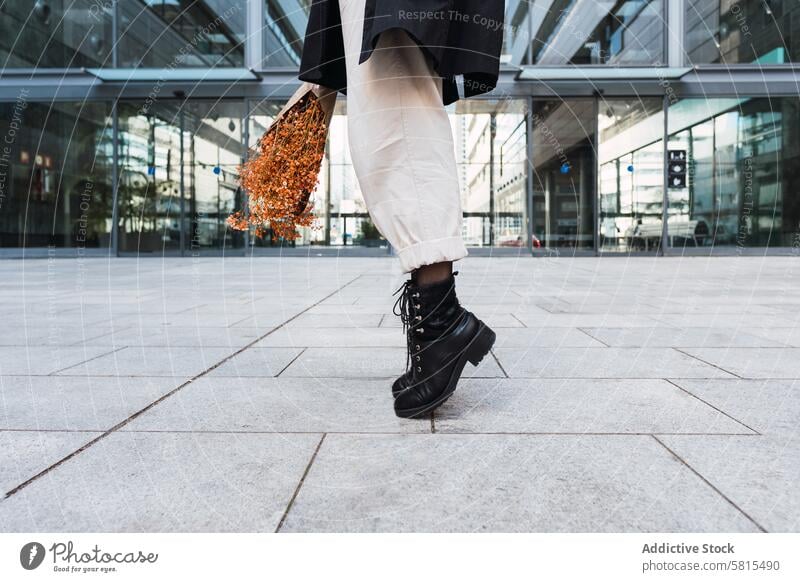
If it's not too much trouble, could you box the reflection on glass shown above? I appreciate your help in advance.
[0,101,113,248]
[456,99,528,248]
[264,0,310,67]
[686,1,800,65]
[246,99,374,248]
[530,0,664,65]
[246,98,527,249]
[0,1,111,67]
[117,103,182,253]
[183,101,245,251]
[598,98,664,252]
[668,97,800,248]
[532,99,595,249]
[118,0,246,67]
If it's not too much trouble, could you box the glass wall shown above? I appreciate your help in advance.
[0,100,113,249]
[0,1,247,69]
[668,97,800,249]
[244,98,528,251]
[117,0,246,68]
[598,98,665,252]
[456,100,528,248]
[264,0,310,67]
[531,99,595,250]
[686,0,800,65]
[529,0,664,65]
[116,100,246,254]
[0,1,111,68]
[183,101,245,252]
[117,102,182,253]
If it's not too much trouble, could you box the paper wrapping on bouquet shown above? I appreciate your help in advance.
[228,83,337,240]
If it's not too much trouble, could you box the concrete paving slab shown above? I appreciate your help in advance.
[123,377,426,434]
[0,376,186,431]
[658,435,800,532]
[492,327,605,347]
[746,328,800,347]
[256,327,406,348]
[680,348,800,379]
[78,326,268,348]
[495,347,736,379]
[284,313,383,328]
[667,379,800,436]
[580,327,786,348]
[0,347,119,375]
[279,434,761,532]
[0,431,102,494]
[55,346,238,377]
[513,313,667,328]
[207,348,305,377]
[0,432,321,532]
[280,347,504,379]
[434,379,753,434]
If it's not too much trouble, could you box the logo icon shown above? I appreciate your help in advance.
[20,542,46,570]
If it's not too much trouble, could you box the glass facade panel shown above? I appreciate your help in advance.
[117,102,182,253]
[117,0,246,68]
[668,97,800,248]
[530,0,664,65]
[686,0,800,65]
[0,100,113,249]
[598,98,664,252]
[244,98,527,250]
[456,99,528,248]
[183,101,245,252]
[264,0,310,67]
[532,99,595,250]
[0,1,111,68]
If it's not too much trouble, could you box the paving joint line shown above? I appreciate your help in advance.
[275,348,308,377]
[275,433,326,533]
[510,313,527,327]
[664,378,762,435]
[48,346,128,375]
[651,435,768,533]
[67,327,130,347]
[490,349,509,378]
[672,347,744,379]
[576,327,610,347]
[4,275,364,499]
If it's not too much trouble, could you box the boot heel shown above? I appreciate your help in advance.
[466,326,496,366]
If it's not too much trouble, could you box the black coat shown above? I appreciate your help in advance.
[298,1,505,105]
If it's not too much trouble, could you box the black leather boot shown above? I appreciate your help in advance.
[391,271,496,418]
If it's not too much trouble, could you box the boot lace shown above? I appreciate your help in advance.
[392,279,424,374]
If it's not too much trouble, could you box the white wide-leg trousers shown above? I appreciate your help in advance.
[338,0,468,273]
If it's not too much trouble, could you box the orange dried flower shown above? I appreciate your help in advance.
[228,91,328,241]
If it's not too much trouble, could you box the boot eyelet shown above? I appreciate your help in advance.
[415,355,420,361]
[415,345,420,350]
[416,366,422,372]
[416,328,424,333]
[413,293,420,298]
[414,315,422,321]
[414,304,421,309]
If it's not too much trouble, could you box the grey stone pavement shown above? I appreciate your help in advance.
[0,256,798,533]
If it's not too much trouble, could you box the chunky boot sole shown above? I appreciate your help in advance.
[395,324,496,419]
